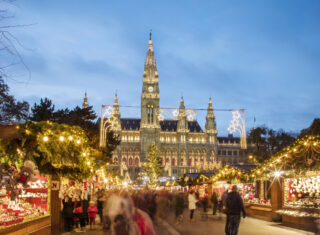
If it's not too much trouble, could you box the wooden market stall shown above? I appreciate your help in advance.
[0,122,97,235]
[249,135,320,232]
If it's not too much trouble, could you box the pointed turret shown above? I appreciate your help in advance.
[205,97,218,142]
[143,33,158,82]
[82,92,89,109]
[177,97,188,133]
[110,93,121,132]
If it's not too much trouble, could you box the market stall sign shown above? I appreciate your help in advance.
[51,180,60,191]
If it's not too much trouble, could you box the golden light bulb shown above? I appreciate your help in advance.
[59,136,64,141]
[43,136,48,142]
[68,136,73,140]
[82,153,86,157]
[76,140,81,144]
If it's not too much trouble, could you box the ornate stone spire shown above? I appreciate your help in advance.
[205,97,217,134]
[82,92,89,109]
[143,33,158,82]
[178,97,188,132]
[111,93,121,131]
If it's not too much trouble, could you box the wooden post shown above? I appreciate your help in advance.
[270,178,282,221]
[51,177,61,235]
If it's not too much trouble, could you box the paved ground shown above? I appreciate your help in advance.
[60,209,316,235]
[61,222,169,235]
[168,209,315,235]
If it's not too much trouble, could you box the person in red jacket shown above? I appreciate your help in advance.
[87,201,98,229]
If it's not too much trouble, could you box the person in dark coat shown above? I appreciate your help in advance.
[211,191,219,215]
[82,195,89,226]
[225,185,246,235]
[97,190,104,225]
[62,195,74,232]
[74,193,86,232]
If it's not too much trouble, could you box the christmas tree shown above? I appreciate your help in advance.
[145,142,164,186]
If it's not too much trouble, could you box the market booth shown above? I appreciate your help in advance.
[0,175,51,235]
[249,135,320,233]
[0,122,97,235]
[277,173,320,232]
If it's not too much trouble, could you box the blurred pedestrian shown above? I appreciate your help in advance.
[188,190,197,222]
[74,192,86,232]
[62,195,74,232]
[87,201,98,229]
[211,191,219,215]
[225,185,246,235]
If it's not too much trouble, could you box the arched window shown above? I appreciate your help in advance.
[128,158,133,166]
[122,157,127,164]
[180,158,184,166]
[135,157,139,166]
[188,158,192,166]
[171,158,175,166]
[147,104,154,124]
[114,157,118,165]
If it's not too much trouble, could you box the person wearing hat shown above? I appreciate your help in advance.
[225,185,246,235]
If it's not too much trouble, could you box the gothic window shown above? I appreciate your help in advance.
[188,158,192,166]
[180,158,184,166]
[171,158,175,166]
[114,157,118,165]
[122,157,127,164]
[129,158,133,166]
[166,158,169,163]
[147,104,154,124]
[135,157,139,166]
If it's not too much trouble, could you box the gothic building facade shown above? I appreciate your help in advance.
[99,36,249,180]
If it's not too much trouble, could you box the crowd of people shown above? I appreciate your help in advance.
[61,189,158,234]
[60,185,245,235]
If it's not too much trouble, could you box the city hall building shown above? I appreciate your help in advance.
[98,35,250,180]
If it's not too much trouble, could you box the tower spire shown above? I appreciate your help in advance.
[82,91,89,109]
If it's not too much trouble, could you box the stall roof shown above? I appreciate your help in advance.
[227,163,257,172]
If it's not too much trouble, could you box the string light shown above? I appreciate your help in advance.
[82,153,86,157]
[43,136,48,142]
[68,136,73,140]
[76,140,81,144]
[59,136,64,141]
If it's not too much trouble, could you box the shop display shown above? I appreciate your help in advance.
[276,209,320,218]
[237,183,255,202]
[284,176,320,209]
[0,174,49,228]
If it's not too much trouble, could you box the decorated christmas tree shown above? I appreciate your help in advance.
[145,142,164,186]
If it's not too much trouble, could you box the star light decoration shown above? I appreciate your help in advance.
[227,110,247,149]
[158,108,196,121]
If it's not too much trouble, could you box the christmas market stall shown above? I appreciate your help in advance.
[249,135,320,232]
[0,122,97,235]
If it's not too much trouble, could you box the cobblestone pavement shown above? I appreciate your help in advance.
[168,209,315,235]
[60,209,315,235]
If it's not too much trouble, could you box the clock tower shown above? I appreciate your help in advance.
[140,33,160,161]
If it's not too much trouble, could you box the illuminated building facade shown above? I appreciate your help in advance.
[100,35,249,180]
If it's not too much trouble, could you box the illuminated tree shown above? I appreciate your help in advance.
[144,142,163,186]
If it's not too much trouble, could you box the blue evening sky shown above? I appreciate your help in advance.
[3,0,320,136]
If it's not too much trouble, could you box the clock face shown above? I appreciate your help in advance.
[148,86,154,92]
